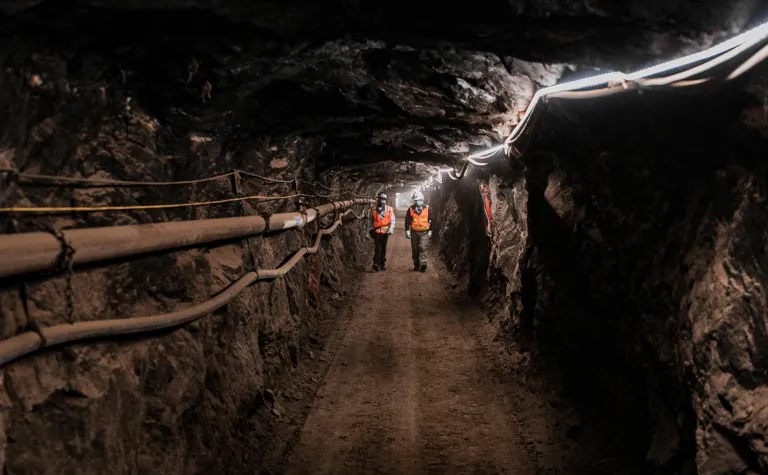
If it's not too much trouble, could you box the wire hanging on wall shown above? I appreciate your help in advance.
[431,19,768,184]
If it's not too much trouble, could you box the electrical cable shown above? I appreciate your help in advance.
[0,170,239,187]
[499,24,768,147]
[431,19,768,185]
[0,208,364,368]
[0,193,307,214]
[635,37,764,87]
[727,42,768,80]
[465,157,490,167]
[1,179,370,213]
[0,168,365,197]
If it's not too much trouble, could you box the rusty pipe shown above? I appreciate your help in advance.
[0,209,361,367]
[0,199,372,279]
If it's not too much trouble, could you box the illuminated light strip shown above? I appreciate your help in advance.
[466,157,489,167]
[425,20,768,187]
[496,21,768,149]
[467,144,505,160]
[637,37,765,87]
[626,20,768,80]
[728,41,768,79]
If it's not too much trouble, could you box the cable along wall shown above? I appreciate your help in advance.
[0,198,372,367]
[421,20,768,185]
[0,204,368,367]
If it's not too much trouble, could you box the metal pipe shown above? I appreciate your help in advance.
[0,209,360,367]
[0,199,372,279]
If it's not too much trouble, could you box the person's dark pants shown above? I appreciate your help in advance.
[371,231,389,270]
[411,231,429,271]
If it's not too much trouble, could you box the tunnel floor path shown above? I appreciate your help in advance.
[281,221,539,474]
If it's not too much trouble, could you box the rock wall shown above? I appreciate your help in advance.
[429,178,491,299]
[434,87,768,473]
[0,39,371,475]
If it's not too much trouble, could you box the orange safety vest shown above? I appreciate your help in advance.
[371,205,394,233]
[409,205,430,232]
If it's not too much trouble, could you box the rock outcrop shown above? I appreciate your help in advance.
[435,86,768,474]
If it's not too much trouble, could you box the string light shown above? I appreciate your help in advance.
[427,18,768,186]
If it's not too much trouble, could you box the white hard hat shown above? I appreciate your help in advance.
[377,192,387,200]
[412,190,424,201]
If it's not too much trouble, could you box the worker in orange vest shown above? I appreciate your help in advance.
[366,192,395,272]
[404,190,433,272]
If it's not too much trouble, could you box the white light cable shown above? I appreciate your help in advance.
[466,157,490,167]
[636,34,768,87]
[467,144,505,160]
[422,19,768,190]
[727,41,768,80]
[493,20,768,150]
[627,20,768,80]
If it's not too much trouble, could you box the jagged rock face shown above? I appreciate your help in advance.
[526,91,768,474]
[3,0,767,180]
[435,87,768,473]
[2,0,768,474]
[429,178,492,299]
[0,9,560,184]
[0,25,374,474]
[0,223,369,474]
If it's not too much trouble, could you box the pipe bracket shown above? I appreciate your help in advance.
[46,226,76,324]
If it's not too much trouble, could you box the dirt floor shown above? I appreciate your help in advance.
[258,212,626,475]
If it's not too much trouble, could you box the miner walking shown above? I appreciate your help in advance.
[366,192,395,271]
[405,190,433,272]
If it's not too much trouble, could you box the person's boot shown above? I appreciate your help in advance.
[373,263,379,272]
[380,261,386,271]
[419,264,427,273]
[413,264,419,271]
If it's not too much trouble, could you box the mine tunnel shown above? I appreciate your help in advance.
[1,1,768,474]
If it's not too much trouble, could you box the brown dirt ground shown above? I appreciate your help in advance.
[259,213,616,475]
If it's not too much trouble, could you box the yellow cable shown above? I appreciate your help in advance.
[1,167,372,207]
[0,194,305,214]
[5,170,238,186]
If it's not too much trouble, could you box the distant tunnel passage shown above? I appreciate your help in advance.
[282,213,538,474]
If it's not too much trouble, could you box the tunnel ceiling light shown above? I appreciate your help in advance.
[467,144,506,160]
[455,19,768,168]
[426,20,768,188]
[627,20,768,81]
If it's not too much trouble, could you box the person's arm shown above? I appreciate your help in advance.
[389,208,395,234]
[428,206,435,230]
[404,208,412,232]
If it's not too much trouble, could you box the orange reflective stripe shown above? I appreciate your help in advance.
[372,205,393,233]
[409,205,429,232]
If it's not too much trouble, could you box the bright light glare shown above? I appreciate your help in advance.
[495,19,768,147]
[627,20,768,80]
[467,144,505,160]
[420,20,768,190]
